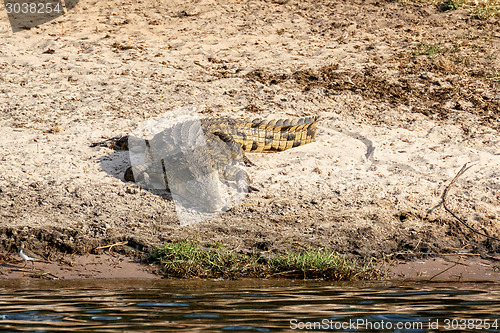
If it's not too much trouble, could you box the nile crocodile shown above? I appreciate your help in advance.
[105,116,319,212]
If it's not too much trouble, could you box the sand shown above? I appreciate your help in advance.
[0,0,499,280]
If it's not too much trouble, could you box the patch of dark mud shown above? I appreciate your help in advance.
[245,63,499,130]
[0,225,157,269]
[443,215,500,251]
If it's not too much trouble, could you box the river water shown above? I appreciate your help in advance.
[0,279,499,332]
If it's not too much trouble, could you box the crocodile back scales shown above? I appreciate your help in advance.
[201,116,319,153]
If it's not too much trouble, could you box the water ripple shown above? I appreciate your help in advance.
[0,280,498,331]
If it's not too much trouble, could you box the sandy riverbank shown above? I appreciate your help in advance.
[0,0,498,280]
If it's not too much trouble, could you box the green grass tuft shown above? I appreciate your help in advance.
[472,0,500,19]
[486,72,500,82]
[152,241,261,279]
[440,0,468,10]
[151,241,380,281]
[413,43,448,57]
[268,248,377,280]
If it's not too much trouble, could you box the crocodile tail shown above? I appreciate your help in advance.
[238,116,319,152]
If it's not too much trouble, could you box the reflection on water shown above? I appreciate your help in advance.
[0,279,499,332]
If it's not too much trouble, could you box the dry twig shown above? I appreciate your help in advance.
[428,259,460,281]
[94,241,128,252]
[442,162,500,242]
